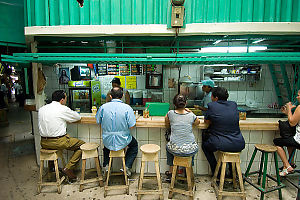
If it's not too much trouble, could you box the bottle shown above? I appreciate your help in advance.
[93,98,96,106]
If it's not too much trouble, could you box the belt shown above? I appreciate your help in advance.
[41,135,66,139]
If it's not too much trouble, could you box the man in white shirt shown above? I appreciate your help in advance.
[38,90,85,180]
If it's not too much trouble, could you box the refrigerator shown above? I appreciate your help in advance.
[68,81,101,113]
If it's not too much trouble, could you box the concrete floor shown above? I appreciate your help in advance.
[0,103,298,200]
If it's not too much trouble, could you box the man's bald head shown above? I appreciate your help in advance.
[110,87,123,99]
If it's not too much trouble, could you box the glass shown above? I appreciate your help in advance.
[143,109,150,118]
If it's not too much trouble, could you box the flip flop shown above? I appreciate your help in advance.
[279,163,296,171]
[279,166,294,176]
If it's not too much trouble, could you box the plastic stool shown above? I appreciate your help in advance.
[104,149,129,197]
[168,156,195,200]
[212,151,246,200]
[137,144,163,200]
[37,149,65,194]
[79,143,104,192]
[244,144,285,200]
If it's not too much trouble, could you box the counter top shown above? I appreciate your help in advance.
[79,113,286,130]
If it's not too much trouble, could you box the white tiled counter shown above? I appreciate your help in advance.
[33,113,297,175]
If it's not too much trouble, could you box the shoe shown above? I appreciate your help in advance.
[102,165,108,175]
[279,166,294,177]
[120,167,132,177]
[48,161,55,172]
[62,168,77,180]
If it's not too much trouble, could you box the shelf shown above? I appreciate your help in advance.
[73,99,90,102]
[211,73,259,76]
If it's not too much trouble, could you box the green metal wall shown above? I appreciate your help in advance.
[0,0,25,44]
[25,0,300,27]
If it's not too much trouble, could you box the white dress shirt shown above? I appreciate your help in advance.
[38,101,81,137]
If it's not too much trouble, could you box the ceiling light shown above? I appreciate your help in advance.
[199,46,267,53]
[252,39,264,44]
[213,40,222,45]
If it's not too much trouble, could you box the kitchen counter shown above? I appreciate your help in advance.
[79,113,286,130]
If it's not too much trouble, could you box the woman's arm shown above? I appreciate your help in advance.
[282,103,300,126]
[204,119,211,125]
[165,114,170,128]
[193,117,200,126]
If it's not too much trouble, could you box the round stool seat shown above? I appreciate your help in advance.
[140,144,160,154]
[219,151,240,155]
[80,143,99,151]
[255,144,277,152]
[40,149,58,154]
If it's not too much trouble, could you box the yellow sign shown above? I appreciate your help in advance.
[115,76,125,88]
[126,76,137,89]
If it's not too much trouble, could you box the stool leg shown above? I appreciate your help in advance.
[232,162,237,189]
[186,166,194,200]
[138,161,146,200]
[154,161,163,200]
[258,152,265,185]
[273,152,283,200]
[168,165,178,199]
[218,162,226,200]
[260,153,268,200]
[54,159,61,194]
[121,157,129,194]
[104,157,112,198]
[236,161,246,200]
[37,160,44,194]
[245,148,258,177]
[94,157,104,187]
[79,159,86,192]
[212,156,222,183]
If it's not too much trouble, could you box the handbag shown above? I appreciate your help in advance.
[165,128,171,142]
[278,120,296,138]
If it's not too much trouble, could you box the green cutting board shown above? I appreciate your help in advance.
[145,102,170,116]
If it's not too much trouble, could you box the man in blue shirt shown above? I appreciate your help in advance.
[198,79,215,113]
[96,87,138,176]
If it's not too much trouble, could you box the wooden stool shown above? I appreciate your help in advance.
[104,149,129,197]
[168,156,195,200]
[37,149,66,194]
[244,144,285,200]
[137,144,163,200]
[212,151,246,200]
[79,143,104,192]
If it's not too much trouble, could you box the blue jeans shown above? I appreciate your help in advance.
[103,136,138,169]
[166,147,196,166]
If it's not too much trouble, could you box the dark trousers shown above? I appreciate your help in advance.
[103,136,138,169]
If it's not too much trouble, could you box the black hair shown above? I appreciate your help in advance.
[211,87,229,101]
[110,87,123,99]
[52,90,66,102]
[173,94,187,109]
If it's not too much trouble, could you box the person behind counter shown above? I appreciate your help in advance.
[106,77,130,104]
[202,87,245,174]
[197,79,215,112]
[165,94,200,179]
[273,90,300,176]
[38,90,85,180]
[96,87,138,177]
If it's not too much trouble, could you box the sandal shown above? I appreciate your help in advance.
[165,171,172,177]
[279,166,294,176]
[279,163,296,171]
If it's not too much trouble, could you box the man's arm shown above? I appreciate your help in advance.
[62,107,81,123]
[165,114,170,128]
[125,91,130,105]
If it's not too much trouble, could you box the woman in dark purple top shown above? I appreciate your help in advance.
[202,87,245,174]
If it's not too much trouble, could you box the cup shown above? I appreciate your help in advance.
[91,106,97,115]
[75,108,80,114]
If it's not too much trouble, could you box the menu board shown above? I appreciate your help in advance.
[126,76,137,89]
[143,64,157,74]
[97,64,107,76]
[119,64,130,76]
[130,64,142,75]
[107,64,119,75]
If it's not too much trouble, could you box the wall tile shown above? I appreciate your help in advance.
[89,125,101,139]
[159,158,168,174]
[242,130,250,143]
[240,144,249,162]
[255,91,264,103]
[137,140,149,158]
[197,160,209,175]
[130,127,137,138]
[136,128,149,141]
[262,131,275,144]
[149,128,161,141]
[228,91,238,102]
[249,130,263,144]
[78,124,89,138]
